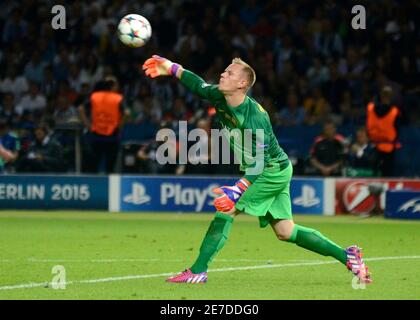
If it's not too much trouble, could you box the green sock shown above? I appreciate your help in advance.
[287,224,347,265]
[190,212,233,274]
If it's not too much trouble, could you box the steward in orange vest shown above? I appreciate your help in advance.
[366,102,399,153]
[366,86,400,154]
[90,90,123,136]
[78,76,125,173]
[366,86,401,177]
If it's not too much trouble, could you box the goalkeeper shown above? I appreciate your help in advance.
[142,55,371,284]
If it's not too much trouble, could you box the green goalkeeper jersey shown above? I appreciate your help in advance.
[180,70,289,182]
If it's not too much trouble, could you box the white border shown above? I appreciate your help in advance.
[108,175,120,212]
[323,178,336,216]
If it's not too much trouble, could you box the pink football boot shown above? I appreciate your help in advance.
[345,245,372,284]
[166,269,207,284]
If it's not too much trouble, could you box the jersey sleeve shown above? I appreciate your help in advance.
[243,172,260,184]
[180,70,224,103]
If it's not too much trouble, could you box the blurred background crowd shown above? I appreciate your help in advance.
[0,0,419,177]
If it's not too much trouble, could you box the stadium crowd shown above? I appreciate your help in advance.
[0,0,419,176]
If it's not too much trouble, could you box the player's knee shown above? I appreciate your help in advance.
[276,231,290,241]
[274,221,294,241]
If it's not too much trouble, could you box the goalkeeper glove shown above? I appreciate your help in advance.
[142,55,181,78]
[212,178,251,213]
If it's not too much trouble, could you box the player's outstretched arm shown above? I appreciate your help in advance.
[142,55,222,101]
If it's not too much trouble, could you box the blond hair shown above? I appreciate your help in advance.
[232,58,256,90]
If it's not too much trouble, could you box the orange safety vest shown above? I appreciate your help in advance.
[366,102,399,153]
[90,91,123,136]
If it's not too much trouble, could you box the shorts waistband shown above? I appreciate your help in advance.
[267,159,290,170]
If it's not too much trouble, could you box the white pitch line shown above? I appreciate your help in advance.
[27,258,178,263]
[0,258,274,263]
[1,255,420,291]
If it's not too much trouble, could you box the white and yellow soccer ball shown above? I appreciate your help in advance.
[117,14,152,48]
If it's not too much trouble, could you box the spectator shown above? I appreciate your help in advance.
[16,124,63,173]
[24,51,46,85]
[0,66,29,101]
[17,82,47,115]
[346,127,378,177]
[278,92,306,126]
[73,82,91,108]
[174,23,198,54]
[41,65,59,99]
[232,25,255,53]
[366,85,401,177]
[137,122,184,175]
[53,96,79,125]
[239,0,262,28]
[314,19,344,58]
[303,87,330,125]
[2,8,27,44]
[308,120,345,176]
[68,63,84,93]
[133,96,161,125]
[53,47,72,82]
[306,56,329,89]
[337,47,366,102]
[0,138,15,171]
[79,76,126,173]
[0,119,20,173]
[80,53,104,87]
[0,92,21,127]
[339,91,364,125]
[162,97,192,122]
[323,62,348,114]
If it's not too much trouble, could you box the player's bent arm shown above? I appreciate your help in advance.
[328,160,343,171]
[213,178,251,213]
[0,145,14,162]
[78,105,90,129]
[142,55,221,101]
[310,157,325,171]
[8,151,18,162]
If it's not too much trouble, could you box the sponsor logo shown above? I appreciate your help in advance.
[123,182,151,205]
[397,197,420,213]
[293,185,320,207]
[160,183,219,212]
[342,181,377,214]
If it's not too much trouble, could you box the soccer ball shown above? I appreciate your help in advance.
[117,14,152,48]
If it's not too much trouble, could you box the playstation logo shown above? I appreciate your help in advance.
[293,185,320,207]
[123,182,151,205]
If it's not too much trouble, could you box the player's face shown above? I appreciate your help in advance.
[219,64,247,93]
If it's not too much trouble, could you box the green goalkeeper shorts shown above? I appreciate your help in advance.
[235,160,293,228]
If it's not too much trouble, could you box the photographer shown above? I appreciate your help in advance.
[16,124,64,173]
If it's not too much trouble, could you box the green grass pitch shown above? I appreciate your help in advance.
[0,211,419,300]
